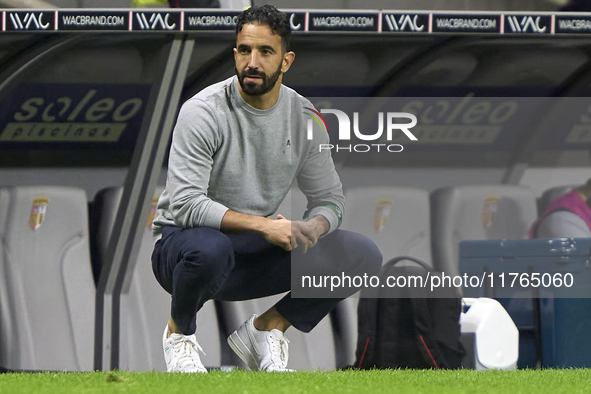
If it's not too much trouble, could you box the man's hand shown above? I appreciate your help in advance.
[278,214,329,254]
[260,215,293,251]
[220,210,328,253]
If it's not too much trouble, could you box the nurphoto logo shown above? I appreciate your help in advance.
[303,107,417,153]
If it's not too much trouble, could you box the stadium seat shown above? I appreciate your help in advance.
[331,296,359,368]
[0,187,9,238]
[218,294,337,371]
[430,185,537,278]
[91,186,222,371]
[0,186,95,371]
[537,184,578,216]
[333,187,432,367]
[341,186,432,265]
[432,185,539,368]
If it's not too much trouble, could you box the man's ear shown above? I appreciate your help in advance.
[281,51,295,73]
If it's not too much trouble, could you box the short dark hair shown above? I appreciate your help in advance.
[236,5,291,52]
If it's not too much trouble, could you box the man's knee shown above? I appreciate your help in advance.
[353,233,382,270]
[178,227,235,278]
[334,230,383,275]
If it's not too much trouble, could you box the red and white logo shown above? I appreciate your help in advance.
[374,198,393,232]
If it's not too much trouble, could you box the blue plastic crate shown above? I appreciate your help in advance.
[459,238,591,368]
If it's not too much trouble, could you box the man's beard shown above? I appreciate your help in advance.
[236,62,282,96]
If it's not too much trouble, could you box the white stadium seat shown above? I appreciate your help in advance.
[335,186,432,367]
[0,186,95,371]
[430,185,538,278]
[332,296,359,368]
[341,186,432,265]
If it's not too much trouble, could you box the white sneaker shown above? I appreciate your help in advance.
[227,314,293,372]
[162,324,208,373]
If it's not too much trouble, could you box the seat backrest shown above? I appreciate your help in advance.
[92,186,222,370]
[537,185,578,216]
[0,186,95,371]
[0,188,9,232]
[431,185,537,278]
[218,294,337,371]
[341,187,432,265]
[332,297,360,368]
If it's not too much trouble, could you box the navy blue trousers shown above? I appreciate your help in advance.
[152,226,382,335]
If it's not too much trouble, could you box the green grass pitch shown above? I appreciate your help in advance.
[2,369,591,394]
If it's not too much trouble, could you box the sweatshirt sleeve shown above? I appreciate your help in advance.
[165,98,229,229]
[297,105,345,235]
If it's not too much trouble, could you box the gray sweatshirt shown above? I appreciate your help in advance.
[153,76,344,235]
